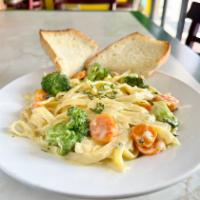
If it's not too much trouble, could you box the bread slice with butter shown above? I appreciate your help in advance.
[84,32,170,77]
[40,28,99,77]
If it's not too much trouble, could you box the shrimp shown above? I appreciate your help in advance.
[90,113,117,144]
[131,124,157,148]
[136,138,166,155]
[153,94,179,111]
[131,124,166,155]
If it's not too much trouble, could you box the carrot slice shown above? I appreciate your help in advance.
[71,70,86,80]
[90,113,117,144]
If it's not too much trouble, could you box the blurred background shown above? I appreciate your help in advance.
[0,0,199,54]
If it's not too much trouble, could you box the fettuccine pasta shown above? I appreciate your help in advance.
[10,64,180,171]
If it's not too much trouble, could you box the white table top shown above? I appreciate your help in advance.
[0,11,200,200]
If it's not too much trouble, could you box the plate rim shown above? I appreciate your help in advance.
[0,159,200,199]
[0,67,200,199]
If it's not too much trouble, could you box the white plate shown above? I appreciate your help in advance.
[0,68,200,199]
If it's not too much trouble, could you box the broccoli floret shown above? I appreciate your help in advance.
[122,75,148,88]
[87,63,109,81]
[90,102,104,114]
[41,72,70,96]
[67,107,89,139]
[46,123,78,155]
[46,107,89,155]
[151,101,179,128]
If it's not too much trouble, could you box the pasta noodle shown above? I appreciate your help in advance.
[10,69,180,172]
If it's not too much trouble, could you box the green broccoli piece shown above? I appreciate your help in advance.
[90,102,104,114]
[41,72,70,96]
[46,123,78,155]
[151,101,179,128]
[67,107,89,139]
[87,63,109,81]
[46,107,89,155]
[122,75,148,88]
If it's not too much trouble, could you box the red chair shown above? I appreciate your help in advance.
[185,2,200,51]
[55,0,116,10]
[29,0,43,9]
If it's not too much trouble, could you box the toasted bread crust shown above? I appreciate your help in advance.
[40,31,61,71]
[150,41,171,76]
[39,28,99,72]
[84,32,171,77]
